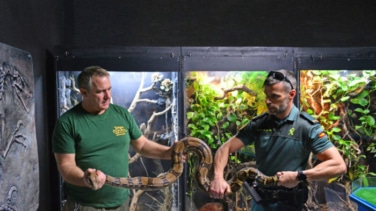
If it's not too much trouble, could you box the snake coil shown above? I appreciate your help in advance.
[88,137,278,192]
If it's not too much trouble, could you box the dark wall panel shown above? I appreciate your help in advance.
[66,0,376,47]
[0,1,63,211]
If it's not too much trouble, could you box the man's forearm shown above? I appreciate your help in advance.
[305,147,347,181]
[139,140,171,160]
[58,164,88,187]
[304,159,347,181]
[213,147,229,179]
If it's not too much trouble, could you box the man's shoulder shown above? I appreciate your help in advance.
[58,104,82,119]
[251,112,269,122]
[107,104,134,119]
[109,104,128,113]
[298,112,320,125]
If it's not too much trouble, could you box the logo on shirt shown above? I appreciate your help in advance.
[257,129,273,133]
[113,126,127,136]
[289,128,295,136]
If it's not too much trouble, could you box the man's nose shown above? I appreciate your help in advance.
[104,90,111,99]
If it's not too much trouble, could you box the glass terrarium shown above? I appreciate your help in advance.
[299,70,376,180]
[56,70,180,211]
[351,176,376,210]
[53,47,376,211]
[299,70,376,210]
[183,70,268,210]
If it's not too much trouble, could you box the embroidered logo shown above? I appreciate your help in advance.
[113,126,127,136]
[257,129,273,133]
[289,128,295,136]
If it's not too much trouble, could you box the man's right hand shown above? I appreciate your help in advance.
[209,177,231,199]
[84,168,106,190]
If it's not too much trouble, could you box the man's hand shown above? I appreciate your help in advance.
[276,171,300,188]
[84,168,106,190]
[209,177,231,199]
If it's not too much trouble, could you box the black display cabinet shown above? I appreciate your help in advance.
[50,47,376,211]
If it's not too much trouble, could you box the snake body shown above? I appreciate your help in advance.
[88,137,278,192]
[229,166,278,193]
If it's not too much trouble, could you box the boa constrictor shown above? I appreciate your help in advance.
[88,137,278,193]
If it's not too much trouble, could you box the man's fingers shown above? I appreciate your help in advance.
[84,169,101,190]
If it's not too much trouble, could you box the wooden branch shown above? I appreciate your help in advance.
[136,99,158,104]
[146,104,172,132]
[214,85,256,100]
[128,73,146,113]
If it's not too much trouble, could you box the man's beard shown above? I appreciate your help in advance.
[268,98,289,116]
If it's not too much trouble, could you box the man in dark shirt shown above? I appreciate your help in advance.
[209,69,347,211]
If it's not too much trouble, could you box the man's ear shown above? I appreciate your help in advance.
[80,88,87,97]
[289,89,296,98]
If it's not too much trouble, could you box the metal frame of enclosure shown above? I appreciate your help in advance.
[51,46,376,211]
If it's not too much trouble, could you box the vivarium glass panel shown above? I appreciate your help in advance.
[56,70,179,211]
[183,70,268,211]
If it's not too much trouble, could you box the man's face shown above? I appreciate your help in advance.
[81,75,112,114]
[264,82,294,118]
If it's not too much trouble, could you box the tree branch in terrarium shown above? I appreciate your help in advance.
[145,104,173,136]
[214,85,257,100]
[127,72,173,180]
[128,73,147,113]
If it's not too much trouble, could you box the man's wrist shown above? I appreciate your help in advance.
[297,170,307,182]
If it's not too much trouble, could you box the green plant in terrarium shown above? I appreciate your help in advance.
[185,71,267,199]
[186,71,267,151]
[300,70,376,182]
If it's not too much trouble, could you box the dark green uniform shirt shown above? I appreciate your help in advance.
[237,106,333,176]
[52,103,142,208]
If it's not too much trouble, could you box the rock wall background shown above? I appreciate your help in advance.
[0,42,39,210]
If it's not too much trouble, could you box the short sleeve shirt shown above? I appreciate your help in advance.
[52,103,142,208]
[236,106,333,176]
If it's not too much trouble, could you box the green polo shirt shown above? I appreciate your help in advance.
[237,106,333,176]
[52,103,142,208]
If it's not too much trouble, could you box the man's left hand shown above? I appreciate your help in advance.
[276,171,300,188]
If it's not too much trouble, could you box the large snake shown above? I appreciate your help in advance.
[87,137,278,193]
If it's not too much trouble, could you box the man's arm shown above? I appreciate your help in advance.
[304,146,347,181]
[54,153,106,189]
[277,146,347,188]
[209,136,245,198]
[130,135,171,160]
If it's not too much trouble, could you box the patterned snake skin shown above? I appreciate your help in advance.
[88,137,278,192]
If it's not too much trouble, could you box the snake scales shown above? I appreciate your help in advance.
[88,137,278,193]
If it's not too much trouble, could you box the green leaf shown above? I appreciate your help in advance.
[331,127,341,133]
[186,112,195,119]
[340,96,350,102]
[227,113,237,122]
[329,112,340,121]
[366,115,375,126]
[222,121,229,129]
[359,98,369,107]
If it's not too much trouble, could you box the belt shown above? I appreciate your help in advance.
[255,183,308,204]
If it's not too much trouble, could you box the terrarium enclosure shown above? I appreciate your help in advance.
[57,70,179,211]
[52,47,376,211]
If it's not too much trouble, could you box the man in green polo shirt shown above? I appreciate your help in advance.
[209,69,347,211]
[52,66,173,210]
